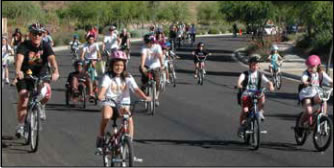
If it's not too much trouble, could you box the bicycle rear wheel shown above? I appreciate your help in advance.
[120,136,134,167]
[169,66,176,88]
[313,115,333,152]
[151,82,156,115]
[294,112,308,145]
[29,106,40,153]
[199,69,204,86]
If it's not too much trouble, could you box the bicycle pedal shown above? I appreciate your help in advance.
[134,157,143,163]
[245,130,253,134]
[260,130,268,134]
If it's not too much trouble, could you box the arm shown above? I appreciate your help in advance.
[237,74,245,89]
[80,48,86,61]
[98,87,107,101]
[127,33,131,48]
[134,88,151,101]
[140,51,147,72]
[48,55,59,81]
[15,54,25,80]
[262,74,274,91]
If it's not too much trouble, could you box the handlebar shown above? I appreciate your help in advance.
[25,74,51,82]
[315,87,333,101]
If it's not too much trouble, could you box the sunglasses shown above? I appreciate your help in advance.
[32,32,43,37]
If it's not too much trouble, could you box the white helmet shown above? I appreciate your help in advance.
[272,44,279,51]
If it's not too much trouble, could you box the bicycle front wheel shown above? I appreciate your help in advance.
[276,73,282,90]
[29,106,40,152]
[313,115,333,152]
[294,112,308,146]
[250,118,260,150]
[103,133,112,167]
[121,136,134,167]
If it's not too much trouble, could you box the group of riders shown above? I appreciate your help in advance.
[2,21,333,154]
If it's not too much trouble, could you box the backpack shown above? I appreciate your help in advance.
[237,71,262,105]
[297,70,323,104]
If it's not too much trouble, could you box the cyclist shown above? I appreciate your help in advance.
[268,44,283,75]
[155,30,166,47]
[139,34,164,107]
[42,30,54,47]
[102,26,120,60]
[14,23,59,137]
[69,34,81,60]
[192,42,209,79]
[236,56,274,137]
[95,50,151,153]
[2,36,15,84]
[11,28,24,53]
[66,60,94,102]
[298,55,333,126]
[119,28,131,60]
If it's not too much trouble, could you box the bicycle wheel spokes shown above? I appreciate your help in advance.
[295,112,308,145]
[313,116,333,152]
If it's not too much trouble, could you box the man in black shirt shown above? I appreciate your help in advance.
[14,23,59,138]
[119,28,131,59]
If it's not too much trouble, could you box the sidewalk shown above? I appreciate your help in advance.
[234,42,333,80]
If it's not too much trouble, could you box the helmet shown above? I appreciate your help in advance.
[73,34,79,39]
[272,44,279,51]
[28,23,46,33]
[306,55,321,67]
[197,42,204,48]
[249,56,260,63]
[143,34,155,44]
[109,26,116,31]
[111,50,128,60]
[165,42,171,47]
[73,60,84,67]
[15,28,21,33]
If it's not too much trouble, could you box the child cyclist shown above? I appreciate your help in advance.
[298,55,333,127]
[267,44,283,75]
[95,50,152,153]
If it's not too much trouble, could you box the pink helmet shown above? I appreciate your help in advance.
[111,50,128,60]
[306,55,321,67]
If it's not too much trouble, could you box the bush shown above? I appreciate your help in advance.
[129,29,148,38]
[208,27,220,34]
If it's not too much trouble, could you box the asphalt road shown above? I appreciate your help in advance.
[1,36,333,167]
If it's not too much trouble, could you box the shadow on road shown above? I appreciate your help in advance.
[135,139,315,152]
[266,113,298,121]
[176,68,240,77]
[46,103,99,113]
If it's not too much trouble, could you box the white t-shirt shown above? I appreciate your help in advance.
[299,71,333,100]
[239,71,270,90]
[100,74,139,106]
[83,43,99,60]
[142,44,162,69]
[2,45,12,60]
[103,33,119,51]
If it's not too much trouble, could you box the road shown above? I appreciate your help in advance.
[1,36,333,167]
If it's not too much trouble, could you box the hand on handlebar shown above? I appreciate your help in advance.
[52,72,59,81]
[145,96,152,102]
[16,71,24,80]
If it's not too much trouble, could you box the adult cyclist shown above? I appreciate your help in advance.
[119,28,131,60]
[15,23,59,137]
[102,26,120,61]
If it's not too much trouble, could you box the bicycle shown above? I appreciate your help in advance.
[65,78,89,109]
[167,57,177,88]
[144,69,157,115]
[22,74,51,153]
[271,61,283,90]
[71,47,80,63]
[84,59,99,105]
[293,87,333,152]
[195,55,209,86]
[99,99,148,167]
[241,88,268,150]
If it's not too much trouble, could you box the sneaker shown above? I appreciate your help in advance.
[258,110,265,121]
[166,80,170,84]
[237,126,245,138]
[95,137,104,155]
[5,78,10,84]
[155,100,160,107]
[194,74,198,79]
[15,124,25,138]
[39,104,46,121]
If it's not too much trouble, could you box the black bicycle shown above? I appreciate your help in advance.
[144,69,157,115]
[22,74,51,153]
[99,99,147,167]
[65,78,89,109]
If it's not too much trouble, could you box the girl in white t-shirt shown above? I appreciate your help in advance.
[80,35,101,69]
[96,50,151,152]
[2,36,14,84]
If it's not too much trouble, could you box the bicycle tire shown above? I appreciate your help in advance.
[121,136,134,167]
[200,69,204,86]
[152,81,156,115]
[313,115,333,152]
[250,118,260,150]
[294,112,308,146]
[30,106,40,153]
[80,85,86,109]
[65,89,70,106]
[277,73,282,90]
[103,132,112,167]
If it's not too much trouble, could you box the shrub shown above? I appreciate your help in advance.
[208,27,220,34]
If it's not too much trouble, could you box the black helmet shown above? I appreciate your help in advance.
[143,34,155,44]
[248,56,260,63]
[73,60,84,67]
[28,23,46,33]
[197,42,204,48]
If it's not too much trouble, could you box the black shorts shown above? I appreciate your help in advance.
[16,79,34,92]
[194,58,205,64]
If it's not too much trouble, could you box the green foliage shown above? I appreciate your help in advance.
[156,2,190,23]
[197,2,223,25]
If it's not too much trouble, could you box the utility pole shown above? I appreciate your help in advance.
[327,40,333,74]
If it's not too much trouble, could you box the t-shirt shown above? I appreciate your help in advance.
[120,33,129,47]
[17,40,55,76]
[82,43,99,60]
[67,71,89,84]
[194,49,209,60]
[299,71,333,100]
[103,33,119,51]
[101,74,139,105]
[239,70,270,90]
[142,44,162,69]
[70,40,81,50]
[2,44,13,60]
